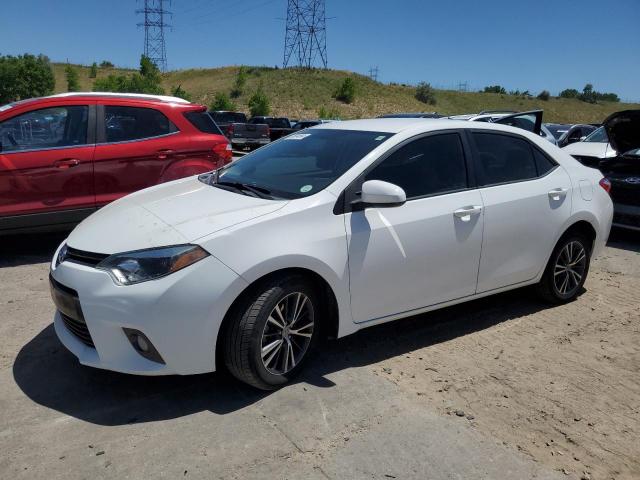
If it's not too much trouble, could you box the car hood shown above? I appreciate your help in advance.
[67,177,287,254]
[603,110,640,156]
[562,141,615,158]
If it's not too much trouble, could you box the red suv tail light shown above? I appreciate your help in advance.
[227,124,234,136]
[599,177,611,194]
[213,142,233,164]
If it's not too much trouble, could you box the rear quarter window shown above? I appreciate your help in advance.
[184,111,223,135]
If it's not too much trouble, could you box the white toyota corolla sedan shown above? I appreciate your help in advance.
[50,118,613,389]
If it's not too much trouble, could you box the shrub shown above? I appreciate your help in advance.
[210,92,236,111]
[483,85,507,94]
[333,77,356,104]
[318,105,340,119]
[537,90,550,101]
[580,83,597,104]
[0,54,55,103]
[170,84,192,101]
[89,62,98,78]
[99,60,114,68]
[248,87,270,116]
[559,88,579,99]
[415,81,436,105]
[230,66,248,98]
[65,64,80,92]
[93,55,164,95]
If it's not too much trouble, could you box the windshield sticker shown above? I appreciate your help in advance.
[0,104,13,112]
[300,185,313,193]
[374,135,386,141]
[286,133,311,140]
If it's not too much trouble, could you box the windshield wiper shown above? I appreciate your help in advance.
[215,180,275,199]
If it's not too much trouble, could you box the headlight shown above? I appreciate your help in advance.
[54,242,68,269]
[96,245,209,286]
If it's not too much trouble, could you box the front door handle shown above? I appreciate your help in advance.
[156,149,175,159]
[454,205,482,221]
[54,158,80,169]
[548,188,568,201]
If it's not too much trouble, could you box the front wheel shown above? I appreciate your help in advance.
[536,234,591,303]
[222,275,319,390]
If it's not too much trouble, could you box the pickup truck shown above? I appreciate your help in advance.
[248,116,296,141]
[210,111,270,151]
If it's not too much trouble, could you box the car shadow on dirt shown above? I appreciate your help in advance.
[0,231,69,268]
[607,227,640,253]
[13,287,562,426]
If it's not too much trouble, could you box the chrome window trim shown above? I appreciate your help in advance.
[1,143,94,155]
[95,130,180,147]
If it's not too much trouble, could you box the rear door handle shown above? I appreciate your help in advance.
[156,149,175,159]
[548,188,568,200]
[54,159,80,169]
[454,206,482,221]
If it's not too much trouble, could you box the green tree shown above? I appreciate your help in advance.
[65,64,80,92]
[89,62,98,78]
[333,77,356,104]
[483,85,507,94]
[210,92,236,111]
[415,81,436,105]
[580,83,596,104]
[231,66,248,98]
[0,54,55,103]
[559,88,579,99]
[99,60,114,68]
[537,90,550,101]
[248,87,270,116]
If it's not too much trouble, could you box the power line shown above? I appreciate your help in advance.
[137,0,172,72]
[283,0,327,69]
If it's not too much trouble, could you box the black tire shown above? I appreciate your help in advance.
[536,234,591,304]
[223,275,319,390]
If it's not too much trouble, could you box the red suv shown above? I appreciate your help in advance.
[0,93,232,234]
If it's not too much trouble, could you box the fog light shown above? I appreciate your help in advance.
[123,328,165,364]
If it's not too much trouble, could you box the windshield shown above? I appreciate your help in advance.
[210,129,394,199]
[210,112,246,124]
[584,126,608,143]
[545,124,569,140]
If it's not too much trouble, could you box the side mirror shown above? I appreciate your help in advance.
[360,180,406,207]
[580,136,587,141]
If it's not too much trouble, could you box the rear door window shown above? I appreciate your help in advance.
[184,111,223,135]
[472,133,538,185]
[0,105,89,152]
[103,106,177,143]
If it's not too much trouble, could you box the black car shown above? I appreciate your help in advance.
[599,110,640,231]
[378,112,442,118]
[545,123,598,148]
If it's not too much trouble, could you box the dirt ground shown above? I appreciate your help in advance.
[363,228,640,480]
[0,229,638,479]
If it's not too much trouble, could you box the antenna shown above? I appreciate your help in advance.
[137,0,172,72]
[283,0,327,69]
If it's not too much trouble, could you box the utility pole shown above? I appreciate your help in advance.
[283,0,327,69]
[137,0,172,72]
[368,66,379,82]
[457,81,468,92]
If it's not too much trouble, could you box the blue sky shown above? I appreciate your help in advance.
[1,0,639,100]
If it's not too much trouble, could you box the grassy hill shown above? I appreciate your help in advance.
[52,63,639,124]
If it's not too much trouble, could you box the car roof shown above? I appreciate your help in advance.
[2,92,195,111]
[313,117,525,134]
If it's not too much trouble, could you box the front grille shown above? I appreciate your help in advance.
[65,247,109,267]
[61,313,95,347]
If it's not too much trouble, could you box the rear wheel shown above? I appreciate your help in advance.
[536,234,591,303]
[223,275,318,390]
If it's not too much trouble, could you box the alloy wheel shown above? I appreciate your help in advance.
[260,292,314,375]
[553,240,587,296]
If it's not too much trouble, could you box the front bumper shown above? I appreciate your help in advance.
[612,202,640,231]
[50,252,247,376]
